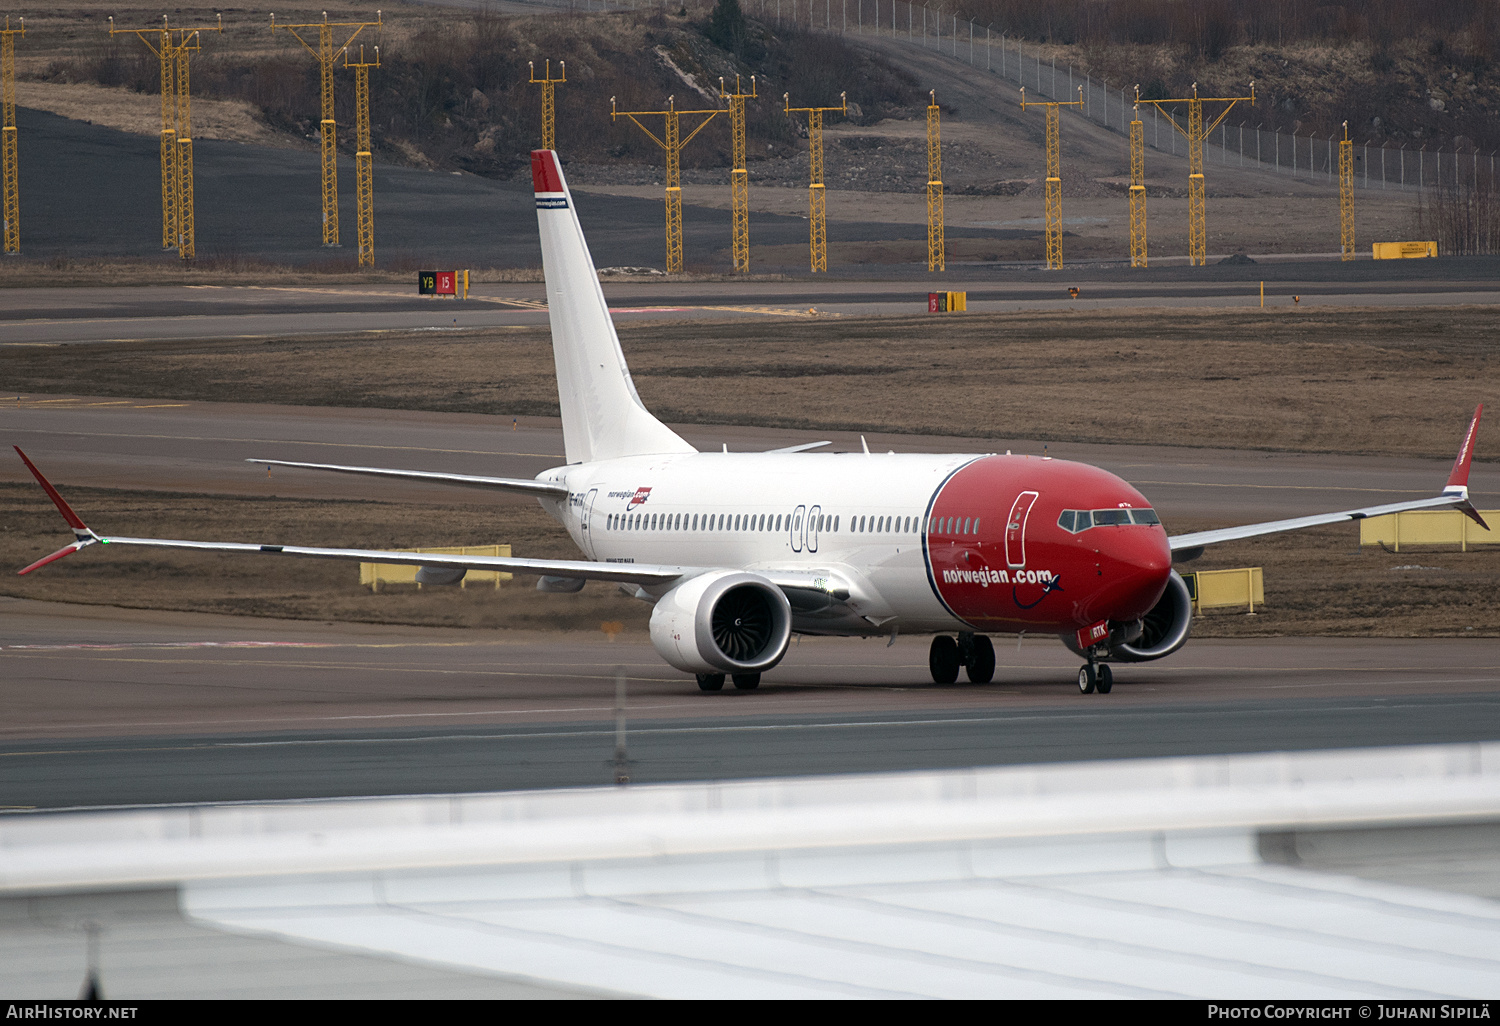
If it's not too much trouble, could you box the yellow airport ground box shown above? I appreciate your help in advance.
[927,291,967,312]
[362,544,511,591]
[1360,510,1498,552]
[1371,241,1437,259]
[1181,567,1264,614]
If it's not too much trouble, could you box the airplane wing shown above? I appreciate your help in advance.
[1168,405,1488,557]
[247,460,569,499]
[13,447,686,585]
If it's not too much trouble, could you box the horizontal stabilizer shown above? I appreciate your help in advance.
[763,441,831,454]
[248,460,569,498]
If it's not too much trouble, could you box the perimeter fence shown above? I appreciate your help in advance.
[538,0,1493,197]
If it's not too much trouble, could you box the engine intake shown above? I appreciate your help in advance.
[1109,568,1193,662]
[649,571,793,675]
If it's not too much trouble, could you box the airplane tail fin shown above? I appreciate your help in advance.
[531,150,695,465]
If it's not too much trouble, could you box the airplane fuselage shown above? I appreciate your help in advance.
[543,451,1173,637]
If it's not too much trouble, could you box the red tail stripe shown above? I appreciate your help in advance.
[531,149,564,194]
[13,447,90,531]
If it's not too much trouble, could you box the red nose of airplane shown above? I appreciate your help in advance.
[1095,524,1173,622]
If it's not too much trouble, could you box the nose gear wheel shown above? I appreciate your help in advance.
[1077,662,1114,694]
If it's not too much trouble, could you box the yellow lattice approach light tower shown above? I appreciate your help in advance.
[528,60,565,151]
[272,11,383,248]
[1140,83,1254,266]
[1,16,23,256]
[1339,121,1355,262]
[110,14,222,259]
[785,90,844,273]
[722,75,756,274]
[1020,85,1083,270]
[611,95,721,274]
[1129,89,1146,268]
[346,44,379,268]
[926,90,944,272]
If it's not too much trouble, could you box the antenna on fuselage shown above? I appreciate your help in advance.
[861,436,870,455]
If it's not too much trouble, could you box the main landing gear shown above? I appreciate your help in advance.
[929,633,995,684]
[1077,661,1113,695]
[696,672,760,692]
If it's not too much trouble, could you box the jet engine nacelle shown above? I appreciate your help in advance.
[415,566,466,586]
[1062,569,1193,663]
[649,570,793,675]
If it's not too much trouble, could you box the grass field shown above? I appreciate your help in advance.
[3,307,1495,458]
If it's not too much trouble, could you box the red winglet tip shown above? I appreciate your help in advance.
[1447,404,1484,491]
[13,447,90,532]
[530,149,563,194]
[18,542,82,576]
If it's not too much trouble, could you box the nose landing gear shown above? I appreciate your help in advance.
[1077,661,1113,695]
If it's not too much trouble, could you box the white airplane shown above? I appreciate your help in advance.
[15,150,1488,695]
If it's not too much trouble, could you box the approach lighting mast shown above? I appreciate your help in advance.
[1,16,22,255]
[110,13,223,260]
[272,11,383,248]
[1020,85,1084,270]
[1339,121,1355,262]
[529,60,565,151]
[1139,83,1254,266]
[611,95,722,274]
[1129,87,1146,268]
[345,44,379,268]
[927,90,944,272]
[784,90,845,273]
[722,75,756,274]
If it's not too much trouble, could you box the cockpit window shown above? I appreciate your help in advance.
[1060,507,1160,533]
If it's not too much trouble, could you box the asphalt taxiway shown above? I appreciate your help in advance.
[3,270,1500,345]
[3,597,1499,808]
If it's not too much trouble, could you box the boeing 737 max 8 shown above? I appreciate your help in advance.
[14,150,1489,694]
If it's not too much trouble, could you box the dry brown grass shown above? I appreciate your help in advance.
[2,307,1495,458]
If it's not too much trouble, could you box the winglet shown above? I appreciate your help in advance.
[1445,404,1483,498]
[13,447,98,573]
